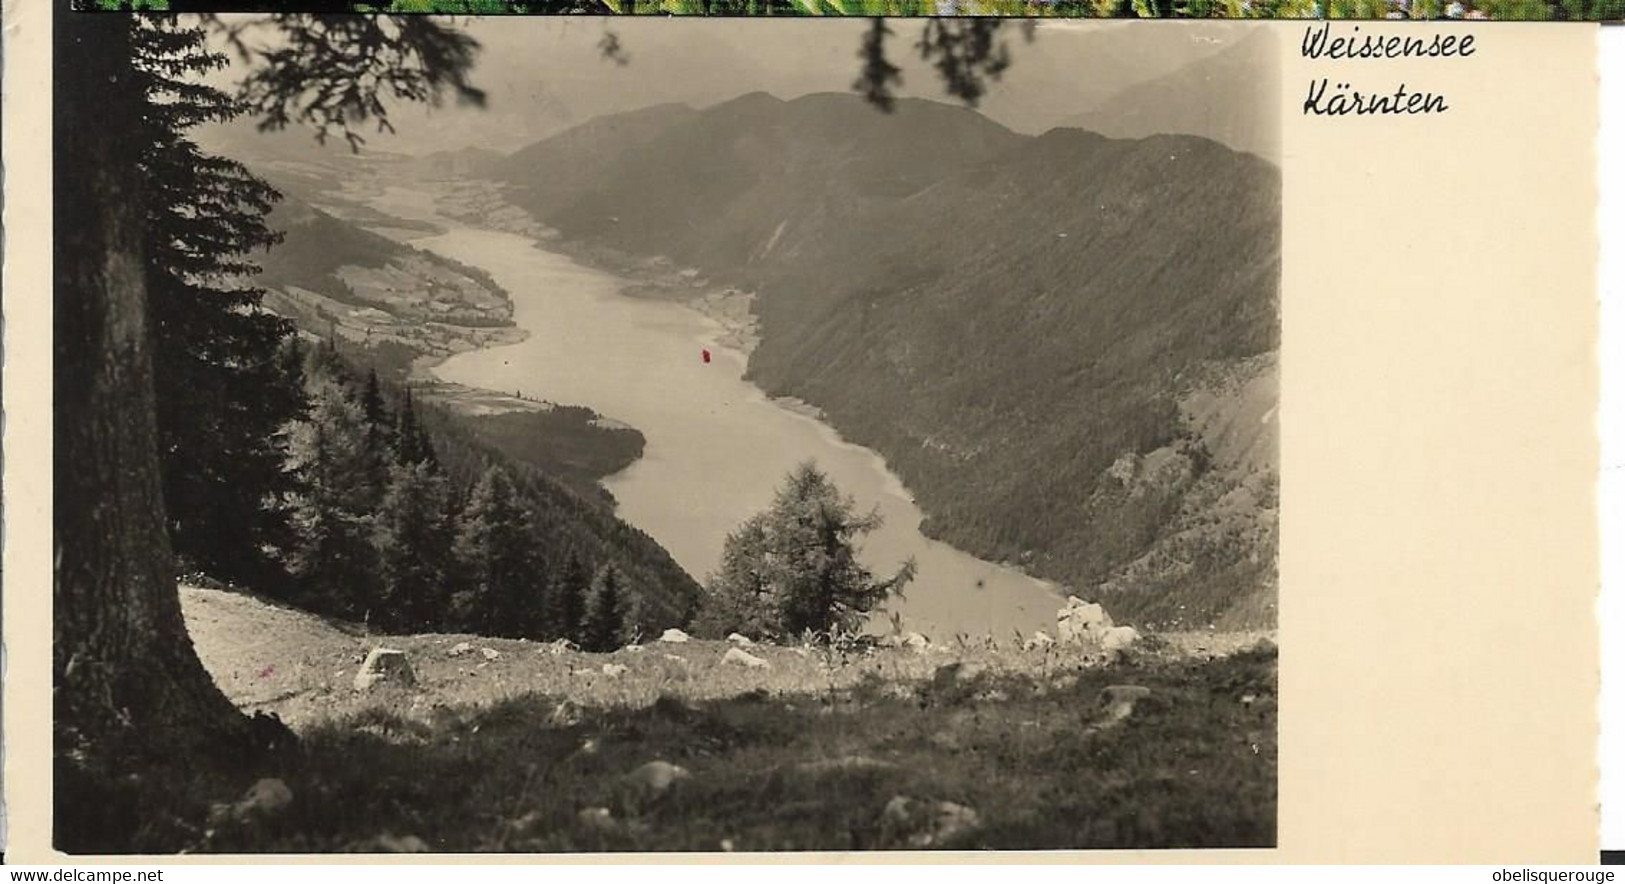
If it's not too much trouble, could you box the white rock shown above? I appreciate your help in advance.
[480,647,501,661]
[618,760,691,811]
[577,806,618,833]
[1056,596,1114,645]
[879,795,981,847]
[625,760,690,793]
[658,628,692,644]
[549,699,583,727]
[242,778,293,815]
[213,777,293,824]
[721,647,770,669]
[1023,630,1057,650]
[601,663,629,678]
[1101,625,1140,653]
[353,647,414,691]
[372,834,430,853]
[345,832,430,853]
[901,631,931,651]
[446,641,474,658]
[542,638,578,655]
[726,633,755,645]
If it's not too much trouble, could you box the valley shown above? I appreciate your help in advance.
[474,91,1282,630]
[223,84,1280,634]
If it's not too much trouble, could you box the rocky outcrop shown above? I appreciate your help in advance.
[354,648,414,691]
[1055,597,1142,655]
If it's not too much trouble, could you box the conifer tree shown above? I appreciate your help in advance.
[583,563,628,652]
[55,15,486,843]
[284,372,380,617]
[549,550,590,642]
[453,466,540,636]
[135,16,305,587]
[359,369,395,492]
[394,387,438,470]
[374,460,453,631]
[697,461,915,641]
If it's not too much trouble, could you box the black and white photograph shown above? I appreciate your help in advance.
[52,14,1280,854]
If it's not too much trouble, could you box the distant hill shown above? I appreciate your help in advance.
[487,91,1279,627]
[490,103,701,211]
[1059,29,1280,163]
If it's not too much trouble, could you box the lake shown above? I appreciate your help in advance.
[412,221,1064,639]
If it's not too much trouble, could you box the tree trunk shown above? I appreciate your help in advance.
[54,11,259,791]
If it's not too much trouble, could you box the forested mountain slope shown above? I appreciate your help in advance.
[489,93,1280,627]
[236,185,702,639]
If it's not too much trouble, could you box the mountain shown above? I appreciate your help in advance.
[499,93,1025,269]
[490,102,701,209]
[362,20,1266,156]
[1058,29,1280,163]
[488,92,1279,628]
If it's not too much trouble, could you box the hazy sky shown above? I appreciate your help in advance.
[205,17,1266,157]
[382,18,1252,154]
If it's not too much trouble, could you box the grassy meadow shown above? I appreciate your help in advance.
[58,586,1276,854]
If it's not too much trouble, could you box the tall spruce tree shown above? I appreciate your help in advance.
[583,563,628,652]
[55,14,486,849]
[135,17,305,587]
[453,466,541,637]
[394,387,437,469]
[697,461,915,641]
[284,372,381,618]
[359,368,394,495]
[549,549,590,642]
[374,460,453,632]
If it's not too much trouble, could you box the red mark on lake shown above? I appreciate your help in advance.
[257,664,275,680]
[702,349,712,364]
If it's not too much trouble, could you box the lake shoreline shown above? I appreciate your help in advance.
[369,183,1070,636]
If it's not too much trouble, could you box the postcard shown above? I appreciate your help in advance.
[1,8,1605,862]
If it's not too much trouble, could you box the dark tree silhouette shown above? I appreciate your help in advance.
[54,10,484,848]
[138,17,306,589]
[549,550,590,641]
[582,563,628,651]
